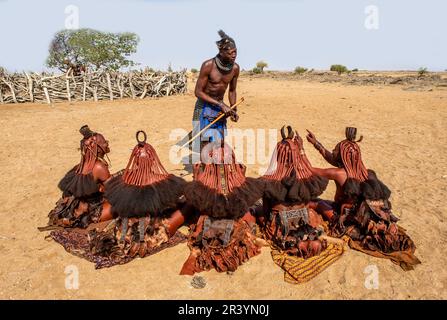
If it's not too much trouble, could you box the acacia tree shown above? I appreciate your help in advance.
[330,64,348,75]
[256,61,268,72]
[46,28,139,73]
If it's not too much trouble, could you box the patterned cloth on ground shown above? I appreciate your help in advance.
[270,237,347,284]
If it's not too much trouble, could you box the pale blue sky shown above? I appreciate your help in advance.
[0,0,445,72]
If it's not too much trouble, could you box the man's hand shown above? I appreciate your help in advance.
[306,129,318,145]
[219,101,239,121]
[228,103,239,121]
[218,102,232,114]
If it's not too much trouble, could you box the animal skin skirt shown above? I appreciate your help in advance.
[47,193,103,228]
[180,215,262,275]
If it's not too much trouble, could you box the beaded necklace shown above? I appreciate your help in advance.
[214,54,234,74]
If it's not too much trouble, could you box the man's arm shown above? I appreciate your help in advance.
[227,64,240,122]
[228,64,239,107]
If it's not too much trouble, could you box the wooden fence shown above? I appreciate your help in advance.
[0,69,187,104]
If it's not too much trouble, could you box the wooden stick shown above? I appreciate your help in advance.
[24,72,34,102]
[180,97,245,148]
[66,72,71,102]
[140,84,148,99]
[93,86,98,102]
[106,73,113,100]
[43,84,51,104]
[82,75,87,101]
[129,73,136,99]
[117,75,124,98]
[2,79,17,103]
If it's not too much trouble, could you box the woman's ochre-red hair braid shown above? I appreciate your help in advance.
[76,126,99,174]
[122,131,169,186]
[339,127,368,182]
[194,143,246,195]
[264,126,313,181]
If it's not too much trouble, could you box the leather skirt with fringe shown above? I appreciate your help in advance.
[180,214,262,275]
[47,193,103,228]
[50,216,186,269]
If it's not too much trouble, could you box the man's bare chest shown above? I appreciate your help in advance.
[208,67,235,85]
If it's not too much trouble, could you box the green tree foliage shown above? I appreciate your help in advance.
[252,67,263,74]
[144,67,156,73]
[256,61,268,73]
[417,67,428,78]
[330,64,348,75]
[46,29,139,72]
[294,66,308,74]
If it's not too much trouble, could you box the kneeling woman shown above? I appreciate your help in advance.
[306,127,420,270]
[47,125,111,228]
[90,131,187,260]
[260,126,329,258]
[180,143,265,275]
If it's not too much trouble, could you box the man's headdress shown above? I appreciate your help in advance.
[214,30,237,73]
[216,30,236,50]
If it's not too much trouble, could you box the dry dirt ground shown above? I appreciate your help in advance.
[0,74,446,299]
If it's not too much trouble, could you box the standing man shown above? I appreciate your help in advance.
[192,30,240,155]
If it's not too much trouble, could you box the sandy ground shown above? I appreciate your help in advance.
[0,75,446,299]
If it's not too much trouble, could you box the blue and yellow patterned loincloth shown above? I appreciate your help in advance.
[192,98,227,143]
